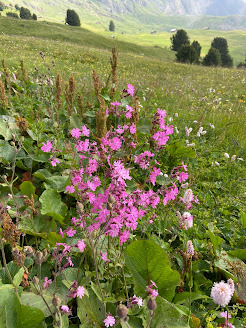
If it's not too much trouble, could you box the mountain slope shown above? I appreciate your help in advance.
[3,0,246,31]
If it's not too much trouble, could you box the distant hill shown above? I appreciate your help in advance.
[3,0,246,31]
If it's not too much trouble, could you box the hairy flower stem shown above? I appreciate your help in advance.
[146,310,154,328]
[90,240,106,312]
[0,235,20,300]
[119,243,129,301]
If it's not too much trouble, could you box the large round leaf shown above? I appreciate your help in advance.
[124,240,180,301]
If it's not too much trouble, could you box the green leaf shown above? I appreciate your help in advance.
[124,240,180,301]
[0,284,20,328]
[240,211,246,228]
[18,305,45,328]
[138,118,151,134]
[20,181,36,199]
[150,297,189,328]
[21,291,54,318]
[44,175,69,192]
[173,292,209,304]
[208,223,223,254]
[39,189,67,223]
[69,114,82,130]
[77,288,105,328]
[0,119,13,140]
[33,169,52,181]
[228,249,246,261]
[13,268,25,287]
[0,140,15,162]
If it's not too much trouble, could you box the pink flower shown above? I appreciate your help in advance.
[50,158,60,167]
[104,314,115,327]
[71,128,82,138]
[119,230,130,244]
[131,295,143,308]
[66,227,76,237]
[76,286,85,299]
[81,125,90,137]
[77,239,86,252]
[66,185,75,194]
[108,137,122,151]
[100,251,110,263]
[129,123,136,134]
[43,277,52,289]
[127,84,135,96]
[182,212,193,230]
[60,305,71,314]
[220,311,235,328]
[178,172,188,183]
[211,281,233,307]
[41,140,53,153]
[149,167,161,186]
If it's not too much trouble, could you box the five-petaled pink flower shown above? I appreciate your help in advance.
[77,239,86,252]
[66,185,75,194]
[127,84,135,96]
[104,314,115,327]
[41,140,53,153]
[76,286,85,299]
[50,158,60,167]
[71,128,82,138]
[43,277,52,289]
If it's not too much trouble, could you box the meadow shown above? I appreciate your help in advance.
[0,16,246,328]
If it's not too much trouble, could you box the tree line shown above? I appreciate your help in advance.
[170,29,233,67]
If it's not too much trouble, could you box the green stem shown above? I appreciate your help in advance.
[0,235,20,300]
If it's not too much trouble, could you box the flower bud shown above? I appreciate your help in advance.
[147,298,157,311]
[35,250,43,264]
[33,276,39,285]
[108,194,116,204]
[24,246,34,256]
[77,202,84,213]
[52,296,61,307]
[116,304,128,319]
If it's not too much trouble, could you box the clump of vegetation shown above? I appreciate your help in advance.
[19,6,37,20]
[109,20,115,32]
[65,9,81,27]
[6,11,19,18]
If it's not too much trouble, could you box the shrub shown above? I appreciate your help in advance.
[20,7,32,20]
[109,20,115,32]
[203,47,222,66]
[66,9,81,27]
[32,13,37,20]
[211,37,233,67]
[192,40,202,58]
[176,44,198,64]
[170,29,190,51]
[6,11,19,18]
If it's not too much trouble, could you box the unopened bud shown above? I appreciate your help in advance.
[106,202,113,210]
[24,246,34,256]
[33,276,39,285]
[108,194,116,204]
[77,202,84,213]
[52,296,61,307]
[42,249,48,259]
[147,298,157,311]
[35,250,43,264]
[116,304,128,319]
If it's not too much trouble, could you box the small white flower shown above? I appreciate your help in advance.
[237,158,244,161]
[168,117,173,122]
[211,281,233,307]
[231,155,236,161]
[187,143,195,147]
[215,161,220,167]
[175,127,179,134]
[164,174,168,178]
[224,153,230,159]
[201,130,207,135]
[175,113,178,117]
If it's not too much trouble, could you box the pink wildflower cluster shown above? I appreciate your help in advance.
[128,294,143,308]
[146,280,159,299]
[151,108,174,148]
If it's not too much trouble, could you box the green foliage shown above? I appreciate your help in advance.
[20,7,32,20]
[39,189,68,223]
[211,36,233,67]
[170,29,190,51]
[191,40,202,57]
[109,20,115,32]
[124,240,180,301]
[66,9,80,27]
[6,12,19,18]
[203,47,222,66]
[32,13,37,20]
[176,44,198,64]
